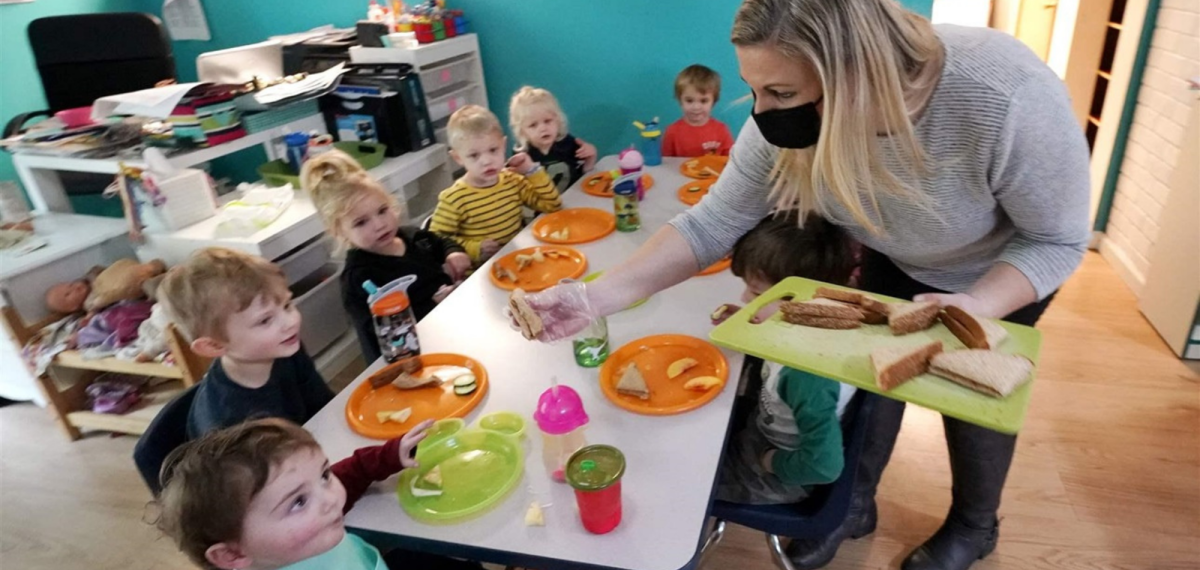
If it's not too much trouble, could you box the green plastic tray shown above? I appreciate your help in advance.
[397,428,524,524]
[708,277,1042,434]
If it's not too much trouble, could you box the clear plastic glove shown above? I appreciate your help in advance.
[399,419,434,469]
[508,280,600,342]
[432,283,457,303]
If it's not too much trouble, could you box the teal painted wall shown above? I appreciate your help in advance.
[148,0,932,157]
[0,0,141,196]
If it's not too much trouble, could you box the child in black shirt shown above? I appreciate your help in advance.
[509,86,597,193]
[302,151,472,362]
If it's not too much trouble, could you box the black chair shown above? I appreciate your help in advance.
[698,391,876,570]
[4,13,176,137]
[133,385,196,495]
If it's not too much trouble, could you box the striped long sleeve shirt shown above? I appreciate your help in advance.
[430,169,562,261]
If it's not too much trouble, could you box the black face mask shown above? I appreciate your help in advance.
[751,96,823,149]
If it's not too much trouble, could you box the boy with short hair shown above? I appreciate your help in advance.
[156,417,475,570]
[662,64,735,157]
[157,247,334,438]
[716,211,857,505]
[430,105,562,263]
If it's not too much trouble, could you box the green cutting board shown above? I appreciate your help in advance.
[708,277,1042,434]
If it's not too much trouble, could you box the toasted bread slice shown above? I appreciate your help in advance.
[929,350,1033,398]
[861,308,889,325]
[815,287,866,305]
[616,364,650,400]
[781,313,861,329]
[940,306,1009,349]
[888,301,940,335]
[509,289,544,340]
[860,297,890,316]
[871,341,943,390]
[392,372,438,390]
[782,298,864,321]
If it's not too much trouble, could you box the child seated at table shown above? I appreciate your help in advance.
[662,64,734,157]
[430,105,563,263]
[716,211,857,505]
[155,417,482,570]
[157,247,334,438]
[508,86,598,193]
[301,150,472,362]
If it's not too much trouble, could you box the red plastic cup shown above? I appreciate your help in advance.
[565,445,626,534]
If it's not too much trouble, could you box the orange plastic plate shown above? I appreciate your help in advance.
[345,354,489,440]
[697,257,731,276]
[580,173,655,198]
[530,208,616,244]
[599,334,729,416]
[488,246,588,292]
[677,178,716,206]
[680,155,728,179]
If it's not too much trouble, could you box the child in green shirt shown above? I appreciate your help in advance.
[716,211,858,505]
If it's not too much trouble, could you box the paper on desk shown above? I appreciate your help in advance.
[237,64,347,112]
[162,0,211,41]
[92,83,204,121]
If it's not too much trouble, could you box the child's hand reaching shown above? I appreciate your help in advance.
[433,283,458,303]
[399,419,435,469]
[443,252,472,282]
[480,239,502,259]
[576,139,598,171]
[505,152,535,174]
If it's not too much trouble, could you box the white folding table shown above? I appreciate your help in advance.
[304,156,749,570]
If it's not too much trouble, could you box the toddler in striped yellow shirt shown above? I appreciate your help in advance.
[430,105,562,263]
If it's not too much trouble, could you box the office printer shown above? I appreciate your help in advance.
[320,63,435,156]
[282,29,357,75]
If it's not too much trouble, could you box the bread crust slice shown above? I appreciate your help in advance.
[780,312,862,329]
[871,341,943,390]
[940,306,1009,349]
[782,298,864,321]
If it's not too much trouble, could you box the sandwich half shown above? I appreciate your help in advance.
[509,289,544,341]
[888,301,940,335]
[871,341,943,391]
[940,306,1009,349]
[616,364,650,400]
[929,350,1033,398]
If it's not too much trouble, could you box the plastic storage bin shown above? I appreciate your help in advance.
[421,56,475,97]
[292,263,348,355]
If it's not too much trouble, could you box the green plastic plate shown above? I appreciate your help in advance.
[708,277,1042,434]
[397,428,524,524]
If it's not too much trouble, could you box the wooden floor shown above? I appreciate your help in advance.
[2,253,1197,570]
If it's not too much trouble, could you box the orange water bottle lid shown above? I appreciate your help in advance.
[370,291,410,316]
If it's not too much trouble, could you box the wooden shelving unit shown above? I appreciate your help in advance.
[1,306,209,440]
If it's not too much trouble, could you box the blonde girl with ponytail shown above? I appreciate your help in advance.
[302,150,472,362]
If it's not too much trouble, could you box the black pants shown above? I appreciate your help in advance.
[383,548,483,570]
[855,251,1055,529]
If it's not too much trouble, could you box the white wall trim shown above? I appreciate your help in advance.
[1099,235,1147,297]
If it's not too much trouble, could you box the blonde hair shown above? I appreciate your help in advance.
[157,247,290,342]
[675,64,722,102]
[731,0,943,234]
[446,105,505,150]
[301,149,400,248]
[156,418,320,570]
[508,86,569,151]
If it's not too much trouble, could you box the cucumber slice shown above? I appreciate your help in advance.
[452,374,477,387]
[454,382,477,396]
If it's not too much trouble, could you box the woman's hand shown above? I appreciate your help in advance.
[398,419,435,469]
[443,252,472,282]
[913,292,998,319]
[509,280,600,342]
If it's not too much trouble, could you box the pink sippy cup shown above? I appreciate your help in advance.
[618,148,646,200]
[533,384,590,482]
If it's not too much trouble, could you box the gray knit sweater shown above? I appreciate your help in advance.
[671,25,1090,300]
